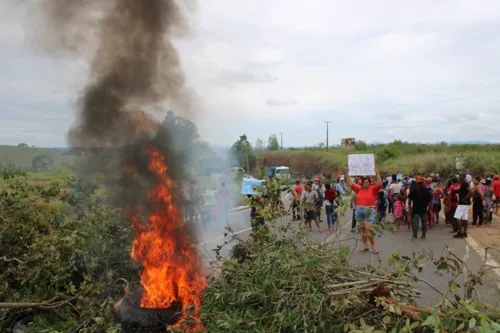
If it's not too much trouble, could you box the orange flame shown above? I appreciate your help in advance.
[128,145,206,331]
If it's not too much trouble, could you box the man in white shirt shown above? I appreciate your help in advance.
[388,175,402,213]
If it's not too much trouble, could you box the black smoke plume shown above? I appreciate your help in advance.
[28,0,196,209]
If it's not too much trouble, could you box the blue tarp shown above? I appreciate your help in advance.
[387,173,405,183]
[241,178,265,195]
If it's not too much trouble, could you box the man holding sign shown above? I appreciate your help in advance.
[345,166,382,254]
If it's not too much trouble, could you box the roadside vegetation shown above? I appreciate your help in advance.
[256,140,500,178]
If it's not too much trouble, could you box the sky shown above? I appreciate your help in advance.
[1,0,500,147]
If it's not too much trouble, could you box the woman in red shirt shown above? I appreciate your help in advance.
[346,168,383,254]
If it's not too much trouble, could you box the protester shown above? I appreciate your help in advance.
[454,172,473,238]
[346,168,383,254]
[425,177,434,228]
[388,174,401,214]
[393,194,405,232]
[432,183,444,224]
[492,175,500,214]
[376,190,387,222]
[314,179,324,223]
[336,179,345,199]
[301,182,321,232]
[407,180,419,231]
[409,176,432,239]
[401,179,411,231]
[484,178,494,224]
[292,180,303,220]
[249,195,265,230]
[446,177,460,233]
[350,191,357,232]
[324,183,337,230]
[471,176,485,227]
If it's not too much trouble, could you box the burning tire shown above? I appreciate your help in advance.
[114,291,182,332]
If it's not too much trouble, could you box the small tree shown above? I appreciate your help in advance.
[355,140,368,151]
[231,135,256,173]
[267,134,280,151]
[255,138,265,151]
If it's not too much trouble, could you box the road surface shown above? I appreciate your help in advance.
[196,197,500,307]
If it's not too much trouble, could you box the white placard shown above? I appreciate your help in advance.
[348,154,375,176]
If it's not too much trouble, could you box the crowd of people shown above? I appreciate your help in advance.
[376,171,500,238]
[284,169,499,254]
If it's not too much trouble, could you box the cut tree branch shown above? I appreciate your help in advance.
[0,256,26,264]
[0,295,78,314]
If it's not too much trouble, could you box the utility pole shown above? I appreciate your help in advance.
[324,121,332,152]
[280,132,283,149]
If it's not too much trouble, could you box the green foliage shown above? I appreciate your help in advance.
[0,145,74,170]
[0,171,137,332]
[231,135,257,172]
[355,140,368,151]
[32,155,54,171]
[377,146,399,162]
[255,138,264,151]
[202,177,500,332]
[267,134,280,151]
[0,167,27,180]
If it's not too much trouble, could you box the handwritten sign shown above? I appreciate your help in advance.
[348,154,375,176]
[241,178,265,195]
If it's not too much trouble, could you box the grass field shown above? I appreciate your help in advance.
[0,145,74,170]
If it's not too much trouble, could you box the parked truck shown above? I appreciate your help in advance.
[264,166,291,179]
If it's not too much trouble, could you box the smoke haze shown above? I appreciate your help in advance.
[28,0,194,148]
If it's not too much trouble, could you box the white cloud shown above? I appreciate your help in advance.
[1,0,500,146]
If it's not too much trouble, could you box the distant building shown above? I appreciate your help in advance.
[341,138,355,149]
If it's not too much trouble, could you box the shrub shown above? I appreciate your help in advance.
[355,140,368,151]
[377,147,398,162]
[0,174,137,332]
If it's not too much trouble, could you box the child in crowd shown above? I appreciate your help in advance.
[392,194,405,232]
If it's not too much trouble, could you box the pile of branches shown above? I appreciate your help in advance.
[201,224,500,332]
[200,181,500,333]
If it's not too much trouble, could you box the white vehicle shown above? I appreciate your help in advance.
[275,166,291,179]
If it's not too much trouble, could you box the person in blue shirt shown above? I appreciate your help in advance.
[336,180,345,199]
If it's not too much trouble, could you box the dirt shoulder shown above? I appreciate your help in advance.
[466,210,500,266]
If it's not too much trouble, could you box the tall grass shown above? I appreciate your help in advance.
[258,143,500,178]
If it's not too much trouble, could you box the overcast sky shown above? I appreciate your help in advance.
[1,0,500,147]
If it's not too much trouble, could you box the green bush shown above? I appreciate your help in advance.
[0,174,137,333]
[355,140,368,151]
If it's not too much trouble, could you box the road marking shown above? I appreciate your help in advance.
[230,208,250,215]
[434,211,500,288]
[464,235,500,289]
[197,226,253,246]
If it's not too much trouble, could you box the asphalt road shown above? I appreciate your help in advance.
[196,196,500,307]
